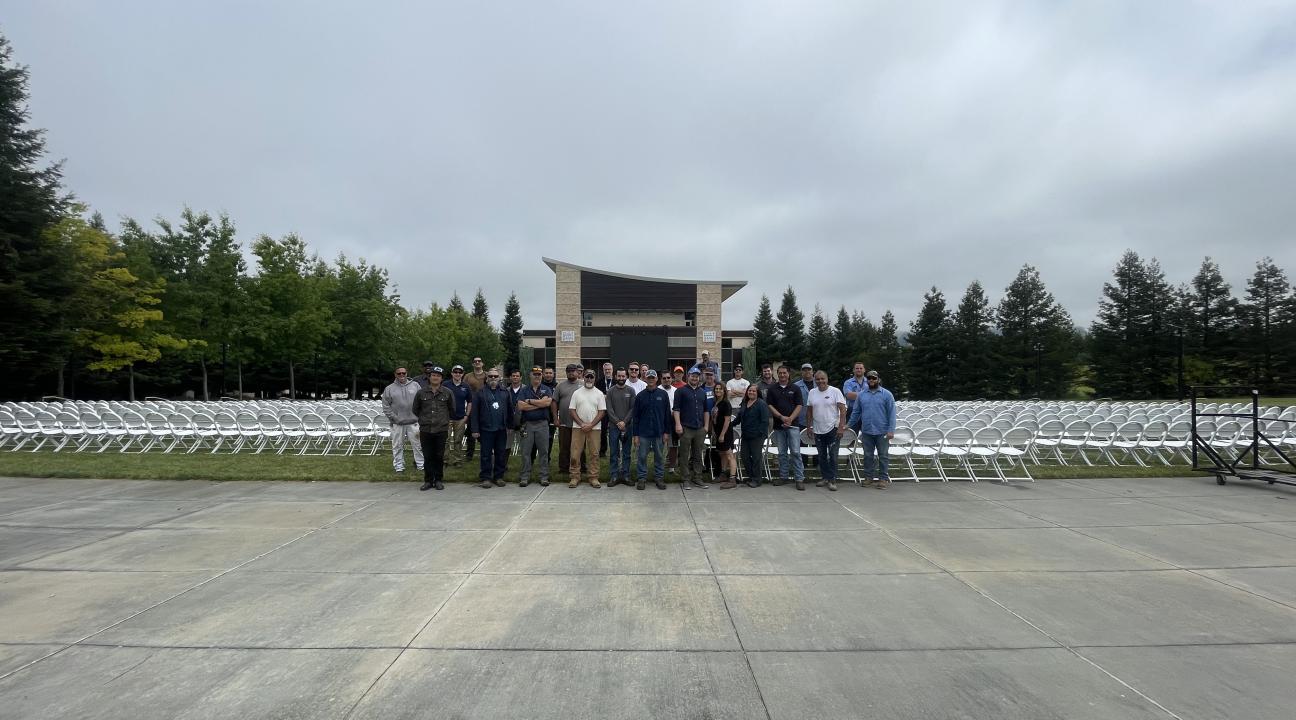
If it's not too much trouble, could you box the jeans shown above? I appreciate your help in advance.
[608,423,632,480]
[859,433,891,480]
[740,433,765,485]
[389,423,423,471]
[519,420,550,483]
[477,429,509,481]
[773,426,805,481]
[679,426,707,484]
[419,430,447,485]
[636,435,666,482]
[814,431,840,484]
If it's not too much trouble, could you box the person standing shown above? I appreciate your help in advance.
[553,363,583,477]
[516,367,553,487]
[381,367,423,474]
[415,360,436,388]
[725,365,750,412]
[445,365,472,464]
[411,366,455,491]
[674,368,710,490]
[568,370,606,488]
[599,361,615,457]
[794,363,816,468]
[767,365,805,490]
[469,369,515,488]
[507,369,524,455]
[755,363,776,399]
[843,361,869,403]
[805,371,848,492]
[711,383,737,488]
[542,366,558,461]
[736,384,770,487]
[671,366,686,389]
[662,370,680,473]
[626,363,647,394]
[604,368,636,487]
[849,370,897,488]
[463,357,487,460]
[631,370,672,490]
[692,351,720,378]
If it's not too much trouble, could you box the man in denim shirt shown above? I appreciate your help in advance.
[848,370,897,488]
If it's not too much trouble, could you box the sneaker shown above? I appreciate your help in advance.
[433,481,444,490]
[876,478,891,489]
[540,479,550,487]
[795,481,805,491]
[568,480,579,488]
[655,480,666,490]
[416,466,424,471]
[607,478,620,488]
[519,480,529,488]
[477,480,493,489]
[636,480,646,490]
[827,482,838,492]
[419,482,433,491]
[591,481,602,489]
[746,480,759,488]
[815,480,826,488]
[492,479,505,487]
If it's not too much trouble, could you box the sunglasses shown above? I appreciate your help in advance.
[488,375,500,379]
[396,371,407,375]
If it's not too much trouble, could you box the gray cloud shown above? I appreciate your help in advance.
[8,1,1295,331]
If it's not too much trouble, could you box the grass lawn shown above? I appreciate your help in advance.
[0,448,1200,483]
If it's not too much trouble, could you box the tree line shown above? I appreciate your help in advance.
[749,254,1295,400]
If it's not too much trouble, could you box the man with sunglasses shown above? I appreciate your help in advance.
[626,363,647,394]
[469,369,515,488]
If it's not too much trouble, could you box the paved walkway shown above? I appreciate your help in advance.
[1,474,1295,718]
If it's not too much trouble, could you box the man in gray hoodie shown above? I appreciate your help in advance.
[381,366,424,473]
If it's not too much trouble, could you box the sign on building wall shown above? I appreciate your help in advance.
[702,330,716,343]
[560,330,576,343]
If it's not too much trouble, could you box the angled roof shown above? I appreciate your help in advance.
[542,257,747,301]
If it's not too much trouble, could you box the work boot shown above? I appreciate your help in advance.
[636,479,646,490]
[607,478,620,488]
[827,482,838,492]
[477,480,493,489]
[519,480,529,488]
[655,479,666,490]
[419,481,433,491]
[433,480,444,490]
[815,480,826,488]
[492,478,505,487]
[795,481,805,491]
[719,476,737,490]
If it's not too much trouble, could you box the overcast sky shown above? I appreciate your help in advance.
[8,2,1296,331]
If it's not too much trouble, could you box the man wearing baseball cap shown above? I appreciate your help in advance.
[848,370,896,488]
[412,366,455,491]
[673,367,710,490]
[553,363,585,478]
[445,365,472,465]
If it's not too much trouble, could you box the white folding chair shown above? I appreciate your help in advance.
[998,427,1035,482]
[939,427,976,481]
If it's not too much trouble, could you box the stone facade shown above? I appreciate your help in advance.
[695,283,722,361]
[555,265,582,370]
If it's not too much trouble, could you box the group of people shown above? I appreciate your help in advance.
[381,351,897,493]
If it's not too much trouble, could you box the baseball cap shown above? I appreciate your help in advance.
[429,366,445,376]
[565,363,580,372]
[422,360,434,367]
[451,364,464,371]
[644,369,658,378]
[688,367,701,375]
[801,363,813,370]
[866,370,880,379]
[734,364,744,370]
[673,366,684,373]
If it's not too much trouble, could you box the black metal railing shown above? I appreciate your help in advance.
[1190,386,1295,478]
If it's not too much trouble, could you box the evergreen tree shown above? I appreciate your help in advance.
[246,234,336,398]
[947,281,996,399]
[806,305,832,369]
[1189,256,1235,357]
[471,288,490,326]
[906,287,953,399]
[751,294,778,365]
[1089,251,1176,398]
[448,292,465,313]
[331,255,399,398]
[499,292,524,372]
[774,286,806,365]
[829,306,859,383]
[0,35,74,398]
[874,310,905,395]
[995,265,1076,398]
[1240,257,1292,388]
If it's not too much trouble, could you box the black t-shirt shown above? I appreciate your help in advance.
[766,383,801,418]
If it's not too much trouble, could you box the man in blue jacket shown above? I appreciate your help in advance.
[848,370,897,488]
[631,370,672,491]
[469,370,515,488]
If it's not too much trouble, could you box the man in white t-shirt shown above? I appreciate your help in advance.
[568,370,607,488]
[725,364,750,411]
[804,370,848,492]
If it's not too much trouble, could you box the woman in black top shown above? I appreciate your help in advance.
[711,384,737,488]
[736,384,769,488]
